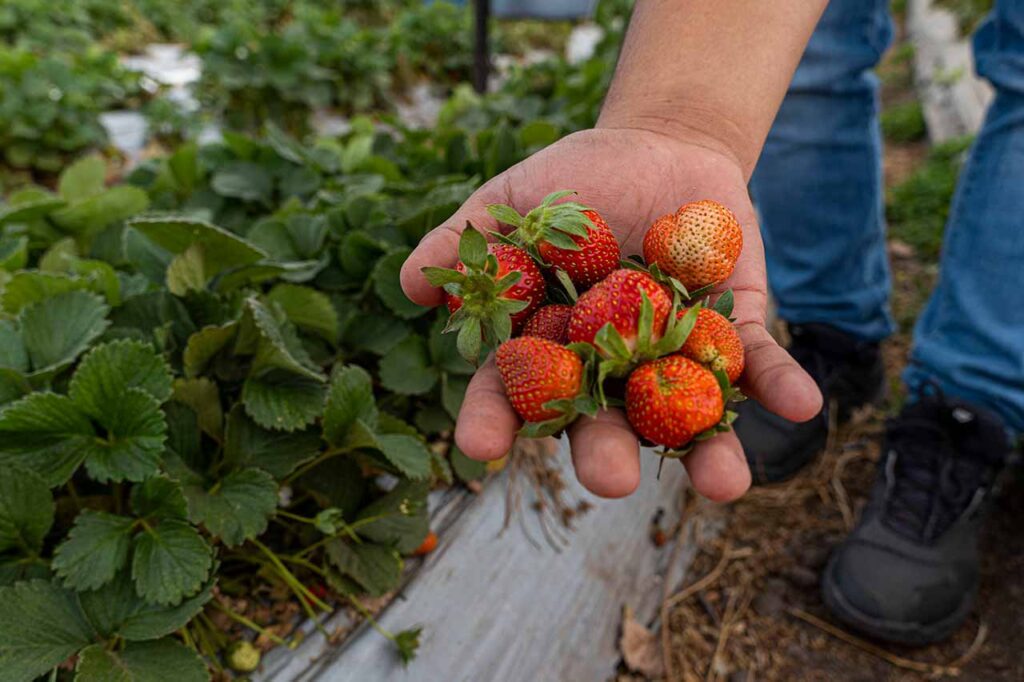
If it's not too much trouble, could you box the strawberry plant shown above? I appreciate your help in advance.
[0,121,503,677]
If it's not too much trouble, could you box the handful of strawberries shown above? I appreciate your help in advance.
[422,191,746,457]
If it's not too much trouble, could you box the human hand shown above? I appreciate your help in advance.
[401,127,822,501]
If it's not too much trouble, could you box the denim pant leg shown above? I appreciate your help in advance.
[904,1,1024,433]
[750,0,895,341]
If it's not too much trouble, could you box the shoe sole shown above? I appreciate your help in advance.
[821,554,975,646]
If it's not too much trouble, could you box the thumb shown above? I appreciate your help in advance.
[736,321,822,422]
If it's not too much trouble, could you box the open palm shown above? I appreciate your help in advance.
[401,127,821,501]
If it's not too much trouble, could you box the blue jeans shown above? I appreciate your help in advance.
[751,0,1024,433]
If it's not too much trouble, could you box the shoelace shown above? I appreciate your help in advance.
[883,412,990,542]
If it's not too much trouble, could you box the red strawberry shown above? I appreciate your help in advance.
[566,269,671,352]
[521,304,573,344]
[643,200,743,291]
[445,243,545,331]
[625,355,724,449]
[496,337,584,423]
[537,210,620,289]
[423,228,546,364]
[678,308,745,383]
[488,191,621,290]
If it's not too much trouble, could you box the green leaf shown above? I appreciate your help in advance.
[242,371,326,432]
[379,335,439,396]
[486,204,524,227]
[373,249,428,320]
[355,481,429,553]
[0,320,28,372]
[131,518,212,606]
[171,378,223,441]
[77,571,212,642]
[185,469,278,547]
[58,155,106,201]
[344,313,409,356]
[594,322,631,361]
[183,323,237,378]
[75,638,208,682]
[372,434,432,480]
[131,477,188,521]
[323,365,379,447]
[457,226,489,269]
[657,305,700,355]
[0,236,28,271]
[224,405,322,479]
[325,540,401,597]
[211,161,273,202]
[441,374,470,420]
[243,298,324,382]
[0,580,94,681]
[128,217,266,274]
[52,511,134,591]
[18,290,110,374]
[0,196,66,227]
[712,289,735,318]
[81,388,167,484]
[267,283,339,343]
[0,368,30,407]
[296,457,366,514]
[0,271,87,315]
[394,627,421,665]
[450,444,486,482]
[51,186,150,236]
[165,243,208,296]
[0,392,93,486]
[0,465,53,555]
[69,340,173,421]
[456,317,482,364]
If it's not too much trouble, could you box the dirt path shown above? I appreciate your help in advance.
[646,11,1023,682]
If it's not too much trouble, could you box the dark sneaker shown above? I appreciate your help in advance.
[737,323,885,484]
[822,393,1011,645]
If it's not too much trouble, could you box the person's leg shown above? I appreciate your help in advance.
[740,0,894,484]
[824,1,1022,645]
[903,1,1024,434]
[750,0,895,341]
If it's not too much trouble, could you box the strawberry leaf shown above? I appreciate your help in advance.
[130,477,188,521]
[486,203,525,228]
[75,638,208,682]
[374,249,429,320]
[81,388,167,484]
[223,405,321,479]
[268,283,340,343]
[325,540,402,597]
[457,225,489,270]
[379,336,440,396]
[19,290,109,376]
[131,519,213,606]
[182,322,238,379]
[0,580,94,681]
[353,480,429,553]
[69,340,174,422]
[52,510,134,591]
[171,378,223,442]
[0,465,53,555]
[127,216,266,276]
[242,371,326,432]
[184,469,277,548]
[0,392,94,486]
[323,365,379,447]
[712,289,735,318]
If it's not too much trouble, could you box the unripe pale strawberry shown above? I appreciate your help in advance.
[643,200,743,290]
[678,308,745,383]
[625,355,724,449]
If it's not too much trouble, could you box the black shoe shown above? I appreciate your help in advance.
[822,393,1011,645]
[737,323,886,484]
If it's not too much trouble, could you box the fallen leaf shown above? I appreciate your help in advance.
[620,605,665,678]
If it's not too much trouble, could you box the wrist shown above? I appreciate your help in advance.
[596,100,759,179]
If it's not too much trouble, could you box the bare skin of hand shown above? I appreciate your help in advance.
[400,127,823,502]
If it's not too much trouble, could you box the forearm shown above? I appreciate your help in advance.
[597,0,827,178]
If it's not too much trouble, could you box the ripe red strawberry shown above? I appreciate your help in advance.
[445,243,545,331]
[537,210,620,289]
[678,308,745,383]
[566,269,671,352]
[643,200,743,291]
[521,304,573,344]
[488,191,621,290]
[423,228,546,363]
[625,355,724,449]
[496,337,584,423]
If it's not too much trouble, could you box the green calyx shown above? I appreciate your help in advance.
[620,257,716,303]
[421,226,527,365]
[486,189,595,254]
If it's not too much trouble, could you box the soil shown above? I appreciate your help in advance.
[650,15,1024,682]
